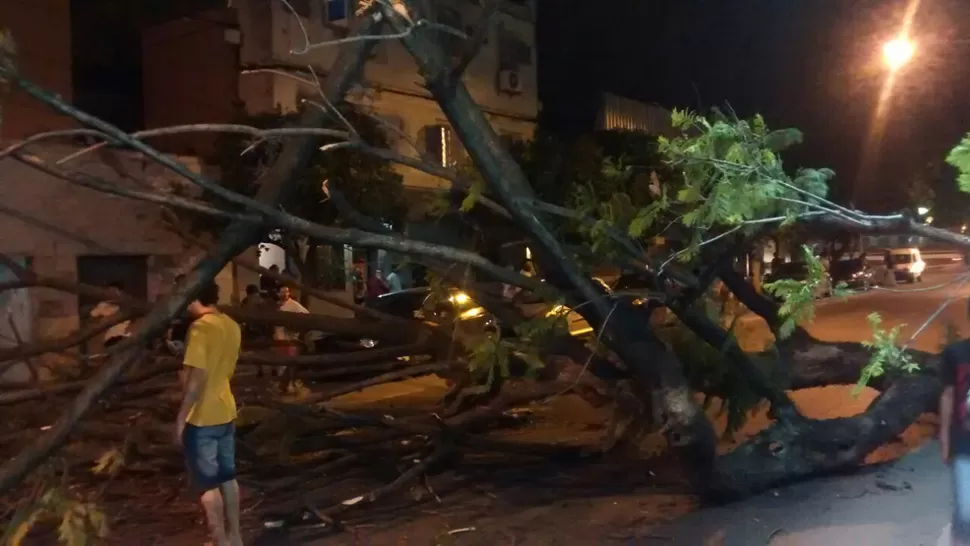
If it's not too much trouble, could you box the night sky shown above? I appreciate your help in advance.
[538,0,970,210]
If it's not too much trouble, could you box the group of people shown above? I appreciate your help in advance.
[353,266,404,303]
[244,266,315,376]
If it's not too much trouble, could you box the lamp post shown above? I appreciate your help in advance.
[882,36,915,71]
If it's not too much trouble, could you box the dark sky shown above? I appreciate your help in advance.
[538,0,970,208]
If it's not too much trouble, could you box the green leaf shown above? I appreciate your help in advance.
[92,448,124,475]
[854,311,919,394]
[459,178,484,212]
[676,185,703,204]
[763,128,804,152]
[946,133,970,194]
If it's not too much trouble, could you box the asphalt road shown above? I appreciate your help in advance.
[797,266,970,352]
[648,268,970,545]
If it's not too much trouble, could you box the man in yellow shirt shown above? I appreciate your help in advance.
[174,282,243,546]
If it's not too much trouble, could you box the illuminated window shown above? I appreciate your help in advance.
[423,124,460,167]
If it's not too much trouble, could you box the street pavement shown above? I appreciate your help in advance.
[647,443,951,545]
[648,266,970,545]
[786,266,970,351]
[313,268,970,545]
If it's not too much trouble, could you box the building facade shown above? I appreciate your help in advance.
[140,1,539,302]
[143,0,539,195]
[0,0,215,382]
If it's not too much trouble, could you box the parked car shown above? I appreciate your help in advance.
[355,286,597,349]
[763,261,832,300]
[598,272,678,327]
[887,247,925,283]
[828,257,877,290]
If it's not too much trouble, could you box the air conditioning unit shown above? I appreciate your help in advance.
[497,69,523,94]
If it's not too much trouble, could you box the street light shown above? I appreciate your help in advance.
[917,206,930,215]
[883,37,915,70]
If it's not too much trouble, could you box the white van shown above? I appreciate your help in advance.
[888,247,925,283]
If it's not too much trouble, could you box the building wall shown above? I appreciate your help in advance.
[257,0,536,120]
[0,143,202,380]
[236,0,538,190]
[0,0,74,140]
[142,11,240,157]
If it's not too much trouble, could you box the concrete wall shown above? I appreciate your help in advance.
[0,144,199,345]
[0,0,74,140]
[233,0,537,191]
[142,12,240,157]
[260,0,537,121]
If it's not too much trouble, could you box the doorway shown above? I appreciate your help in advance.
[75,255,148,317]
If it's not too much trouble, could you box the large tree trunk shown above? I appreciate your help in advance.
[702,273,943,499]
[710,371,939,499]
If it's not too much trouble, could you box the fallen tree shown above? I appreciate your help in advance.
[2,1,970,542]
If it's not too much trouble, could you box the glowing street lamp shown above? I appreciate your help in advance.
[917,206,930,216]
[883,37,915,70]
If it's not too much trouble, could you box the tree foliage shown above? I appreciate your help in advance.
[762,246,849,338]
[205,106,407,235]
[947,133,970,195]
[854,312,919,394]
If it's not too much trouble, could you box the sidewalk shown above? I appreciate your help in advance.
[646,444,950,545]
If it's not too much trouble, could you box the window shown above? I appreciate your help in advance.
[434,6,464,58]
[313,244,348,291]
[289,0,311,18]
[499,132,524,154]
[423,124,461,167]
[498,25,532,68]
[324,0,356,23]
[374,114,405,145]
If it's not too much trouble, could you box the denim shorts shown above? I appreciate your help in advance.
[954,455,970,540]
[182,422,236,491]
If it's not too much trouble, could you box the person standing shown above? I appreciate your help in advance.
[521,260,536,278]
[259,265,281,298]
[940,304,970,546]
[385,266,404,293]
[90,281,131,349]
[241,284,261,308]
[240,283,271,344]
[174,282,243,546]
[273,285,314,377]
[366,269,389,300]
[166,274,193,356]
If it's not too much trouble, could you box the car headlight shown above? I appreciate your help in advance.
[360,338,377,348]
[546,304,569,317]
[459,306,485,319]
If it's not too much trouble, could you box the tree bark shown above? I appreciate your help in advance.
[710,373,939,499]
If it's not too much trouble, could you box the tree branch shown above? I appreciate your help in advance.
[449,0,498,83]
[385,2,609,319]
[0,10,386,493]
[14,153,263,224]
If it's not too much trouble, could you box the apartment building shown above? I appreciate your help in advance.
[144,0,538,195]
[141,0,538,295]
[0,0,204,382]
